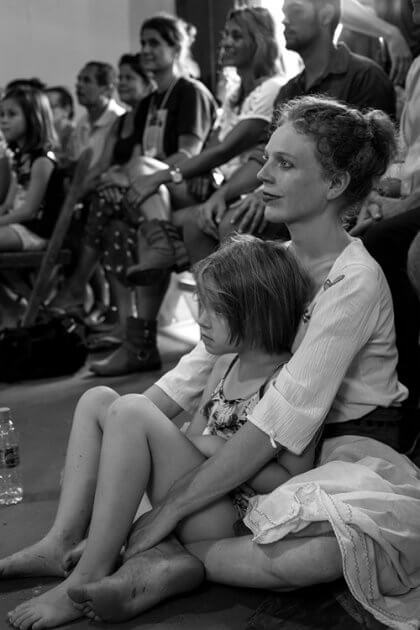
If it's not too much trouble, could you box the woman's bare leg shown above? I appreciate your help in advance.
[187,534,342,590]
[0,386,120,580]
[8,394,236,629]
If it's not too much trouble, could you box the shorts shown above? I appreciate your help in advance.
[8,224,47,251]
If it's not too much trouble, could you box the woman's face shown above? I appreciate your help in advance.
[140,28,177,74]
[0,98,26,144]
[220,19,253,69]
[258,122,331,226]
[118,63,148,106]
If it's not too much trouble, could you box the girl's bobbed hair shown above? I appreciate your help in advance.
[274,95,397,207]
[193,234,313,354]
[2,85,57,153]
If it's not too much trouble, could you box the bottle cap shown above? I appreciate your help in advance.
[0,407,11,421]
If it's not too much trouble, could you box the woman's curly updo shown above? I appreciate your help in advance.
[274,95,397,207]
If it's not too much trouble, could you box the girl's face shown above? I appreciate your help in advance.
[140,28,177,74]
[118,63,148,106]
[220,19,253,69]
[258,122,331,225]
[0,98,26,144]
[197,300,239,356]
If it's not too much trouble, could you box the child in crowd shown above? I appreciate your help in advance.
[0,85,64,252]
[186,235,318,517]
[2,236,316,630]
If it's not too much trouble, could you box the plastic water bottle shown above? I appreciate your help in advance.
[0,407,23,505]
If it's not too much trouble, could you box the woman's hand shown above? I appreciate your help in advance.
[127,171,167,206]
[229,190,267,234]
[123,501,180,559]
[197,191,227,238]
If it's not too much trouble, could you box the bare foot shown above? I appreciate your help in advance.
[7,583,81,630]
[0,537,71,579]
[68,539,204,622]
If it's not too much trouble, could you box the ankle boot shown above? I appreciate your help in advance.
[126,220,190,286]
[89,317,161,376]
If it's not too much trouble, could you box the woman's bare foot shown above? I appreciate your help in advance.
[7,582,81,630]
[0,536,73,579]
[68,539,204,622]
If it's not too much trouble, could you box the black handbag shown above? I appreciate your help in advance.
[0,312,88,382]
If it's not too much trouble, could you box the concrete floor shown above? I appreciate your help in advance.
[0,320,391,629]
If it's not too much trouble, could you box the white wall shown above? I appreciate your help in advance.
[0,0,174,113]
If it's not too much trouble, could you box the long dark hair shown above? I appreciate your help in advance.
[2,85,57,153]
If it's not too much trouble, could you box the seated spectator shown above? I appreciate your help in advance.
[72,61,126,169]
[0,86,64,252]
[45,86,76,169]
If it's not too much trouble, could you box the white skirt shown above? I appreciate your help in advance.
[244,435,420,630]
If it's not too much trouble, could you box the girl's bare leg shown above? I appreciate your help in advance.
[0,386,120,580]
[188,534,342,590]
[8,394,237,629]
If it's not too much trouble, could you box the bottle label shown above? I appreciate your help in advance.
[5,446,19,467]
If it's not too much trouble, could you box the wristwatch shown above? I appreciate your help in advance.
[169,167,183,184]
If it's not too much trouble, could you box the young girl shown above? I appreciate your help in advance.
[0,85,64,252]
[2,236,315,630]
[187,236,316,517]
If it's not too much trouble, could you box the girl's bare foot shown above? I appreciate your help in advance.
[68,540,204,622]
[7,583,81,630]
[0,536,73,579]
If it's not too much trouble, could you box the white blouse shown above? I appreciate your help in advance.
[217,75,284,179]
[156,239,407,454]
